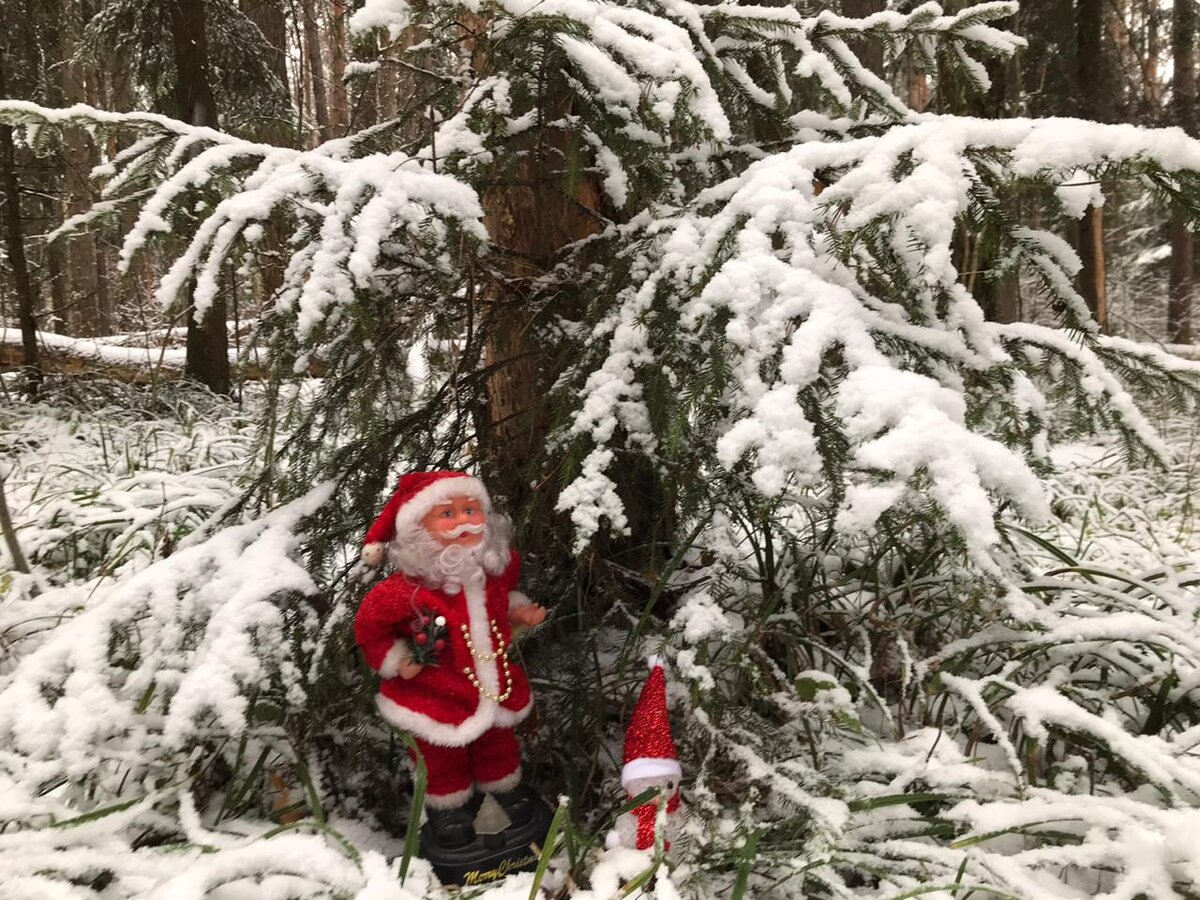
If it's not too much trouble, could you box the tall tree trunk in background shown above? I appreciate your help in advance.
[300,0,331,143]
[0,45,42,396]
[350,33,379,129]
[241,0,291,143]
[1170,0,1196,344]
[905,57,929,111]
[378,49,399,122]
[240,0,291,316]
[843,0,884,75]
[39,0,70,335]
[60,0,101,336]
[84,15,113,335]
[169,0,230,394]
[389,25,432,143]
[327,0,349,134]
[1076,0,1110,333]
[1145,0,1163,114]
[478,93,604,539]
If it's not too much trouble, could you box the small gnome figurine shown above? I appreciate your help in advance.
[607,657,684,852]
[353,470,548,864]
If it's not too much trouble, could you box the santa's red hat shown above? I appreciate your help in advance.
[621,656,682,788]
[361,470,491,566]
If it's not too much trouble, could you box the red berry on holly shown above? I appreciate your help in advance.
[415,633,428,645]
[434,639,446,650]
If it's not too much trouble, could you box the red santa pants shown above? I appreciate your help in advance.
[411,726,521,808]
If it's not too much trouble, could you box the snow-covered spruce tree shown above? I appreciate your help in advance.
[5,1,1200,896]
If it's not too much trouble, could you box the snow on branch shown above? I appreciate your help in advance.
[0,486,330,789]
[557,115,1200,563]
[0,102,486,348]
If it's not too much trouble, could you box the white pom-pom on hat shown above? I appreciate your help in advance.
[361,542,386,567]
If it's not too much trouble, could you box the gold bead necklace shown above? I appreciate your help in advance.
[461,619,513,703]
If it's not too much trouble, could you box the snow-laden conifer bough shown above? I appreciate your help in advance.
[4,0,1200,897]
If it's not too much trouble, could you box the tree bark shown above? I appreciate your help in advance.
[1170,0,1196,344]
[378,47,399,122]
[327,0,349,134]
[350,32,379,129]
[478,92,604,530]
[1076,0,1110,333]
[843,0,885,76]
[169,0,231,394]
[60,0,101,336]
[85,29,113,335]
[241,0,292,144]
[0,44,42,397]
[300,0,331,143]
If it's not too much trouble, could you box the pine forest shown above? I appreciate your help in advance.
[4,0,1200,897]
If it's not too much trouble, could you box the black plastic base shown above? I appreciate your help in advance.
[419,787,553,887]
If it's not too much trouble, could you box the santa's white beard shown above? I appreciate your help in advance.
[388,515,511,589]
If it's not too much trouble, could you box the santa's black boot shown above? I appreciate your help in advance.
[489,785,535,827]
[425,803,476,849]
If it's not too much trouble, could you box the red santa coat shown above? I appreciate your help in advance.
[354,550,533,747]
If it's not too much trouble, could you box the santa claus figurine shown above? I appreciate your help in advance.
[607,657,684,852]
[354,470,547,852]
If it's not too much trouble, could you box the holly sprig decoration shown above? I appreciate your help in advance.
[409,610,448,666]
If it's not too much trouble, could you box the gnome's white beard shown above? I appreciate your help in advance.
[388,515,511,591]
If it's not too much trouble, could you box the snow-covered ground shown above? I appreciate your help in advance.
[0,385,1198,898]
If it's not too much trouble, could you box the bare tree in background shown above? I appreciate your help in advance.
[1170,0,1196,344]
[1077,0,1110,333]
[0,35,41,397]
[300,0,331,143]
[170,0,230,394]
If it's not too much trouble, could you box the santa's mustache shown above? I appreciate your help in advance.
[444,523,486,539]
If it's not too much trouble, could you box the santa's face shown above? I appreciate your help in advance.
[421,495,486,548]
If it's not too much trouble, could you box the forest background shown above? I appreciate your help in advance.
[3,0,1200,898]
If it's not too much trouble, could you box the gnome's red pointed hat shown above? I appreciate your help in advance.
[622,656,682,788]
[361,470,491,565]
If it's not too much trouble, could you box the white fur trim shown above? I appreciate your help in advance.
[476,767,521,793]
[362,542,386,567]
[375,693,532,747]
[424,785,474,810]
[621,757,682,787]
[379,640,411,679]
[647,654,665,670]
[508,590,531,609]
[393,476,491,535]
[463,578,500,698]
[376,693,497,747]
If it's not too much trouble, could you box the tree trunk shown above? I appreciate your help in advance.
[327,0,349,134]
[478,93,605,530]
[169,0,231,394]
[0,45,42,397]
[378,48,399,122]
[300,0,331,143]
[85,33,113,335]
[60,0,101,336]
[1076,0,1110,333]
[1145,0,1164,114]
[241,0,292,144]
[350,32,378,129]
[906,57,929,112]
[1170,0,1196,344]
[843,0,885,75]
